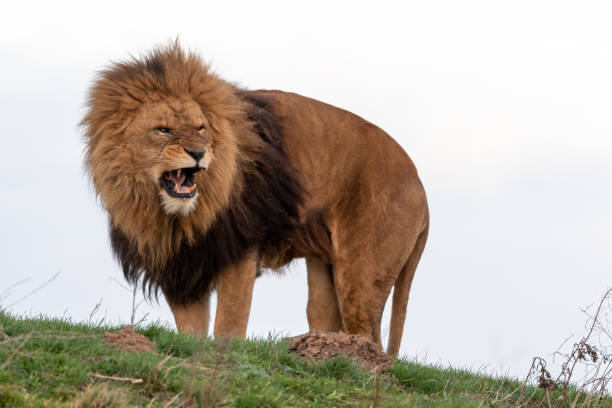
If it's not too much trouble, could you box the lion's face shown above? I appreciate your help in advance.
[125,98,214,216]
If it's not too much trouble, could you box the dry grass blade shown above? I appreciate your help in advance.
[162,393,182,408]
[373,370,381,408]
[203,338,229,407]
[0,332,32,370]
[0,278,30,303]
[90,372,144,384]
[7,271,60,308]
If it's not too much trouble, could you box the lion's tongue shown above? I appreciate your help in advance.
[169,171,188,193]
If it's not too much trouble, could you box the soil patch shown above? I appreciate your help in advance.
[289,330,393,371]
[103,326,156,352]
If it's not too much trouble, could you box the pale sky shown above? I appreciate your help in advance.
[1,0,611,380]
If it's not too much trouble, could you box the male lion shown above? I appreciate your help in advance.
[82,44,428,356]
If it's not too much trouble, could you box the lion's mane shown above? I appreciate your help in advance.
[82,45,317,304]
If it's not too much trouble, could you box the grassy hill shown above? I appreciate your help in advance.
[0,310,609,407]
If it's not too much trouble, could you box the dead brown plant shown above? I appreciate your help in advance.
[509,288,612,407]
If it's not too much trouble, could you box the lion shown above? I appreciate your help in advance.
[82,44,429,356]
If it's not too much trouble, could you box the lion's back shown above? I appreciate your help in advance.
[257,90,426,214]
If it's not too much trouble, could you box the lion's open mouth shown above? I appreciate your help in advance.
[160,167,201,198]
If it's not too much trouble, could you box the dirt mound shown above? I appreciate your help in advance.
[103,326,156,352]
[289,330,393,371]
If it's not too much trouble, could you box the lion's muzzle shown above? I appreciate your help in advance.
[160,167,201,198]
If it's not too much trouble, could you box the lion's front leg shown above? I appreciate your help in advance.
[213,254,257,338]
[168,294,211,337]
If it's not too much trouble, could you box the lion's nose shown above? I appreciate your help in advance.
[184,147,205,162]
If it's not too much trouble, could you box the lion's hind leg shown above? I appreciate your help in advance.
[306,257,343,332]
[330,200,427,351]
[386,223,429,357]
[332,254,396,349]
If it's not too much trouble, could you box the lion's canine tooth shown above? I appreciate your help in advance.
[174,184,179,193]
[177,168,181,177]
[186,184,196,193]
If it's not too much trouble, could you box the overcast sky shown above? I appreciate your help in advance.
[1,0,611,380]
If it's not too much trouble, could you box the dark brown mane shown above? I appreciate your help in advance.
[110,90,306,305]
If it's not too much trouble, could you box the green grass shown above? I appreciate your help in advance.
[0,310,610,407]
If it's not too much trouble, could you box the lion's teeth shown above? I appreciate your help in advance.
[174,184,180,193]
[186,184,196,193]
[176,168,181,177]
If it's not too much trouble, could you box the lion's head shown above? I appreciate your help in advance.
[82,44,244,261]
[120,98,214,217]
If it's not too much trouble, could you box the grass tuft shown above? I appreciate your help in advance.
[70,384,132,408]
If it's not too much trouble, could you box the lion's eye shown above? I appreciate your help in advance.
[197,125,205,132]
[156,127,170,133]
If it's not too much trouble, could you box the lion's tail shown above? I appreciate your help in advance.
[386,219,429,357]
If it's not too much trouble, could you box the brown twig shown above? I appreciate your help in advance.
[558,288,612,399]
[128,279,149,328]
[545,388,552,408]
[130,283,138,326]
[373,370,381,408]
[509,287,612,407]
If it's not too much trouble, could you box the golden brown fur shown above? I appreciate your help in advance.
[82,44,428,356]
